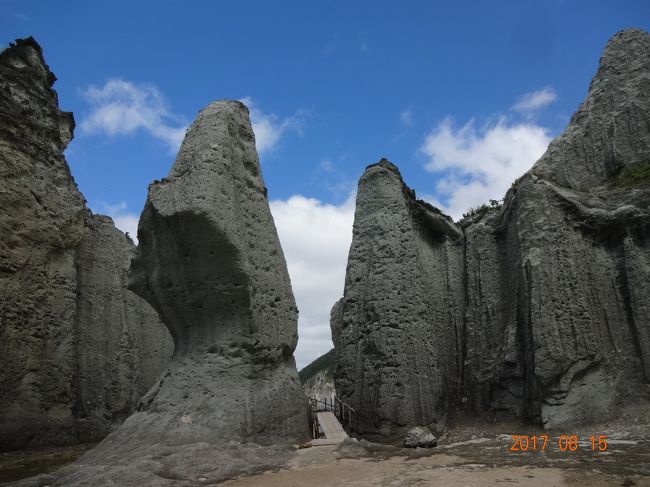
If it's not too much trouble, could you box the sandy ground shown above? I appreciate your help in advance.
[2,408,649,486]
[221,421,650,487]
[219,440,650,487]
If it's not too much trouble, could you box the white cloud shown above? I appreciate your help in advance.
[94,201,140,244]
[421,117,551,219]
[240,97,306,154]
[79,79,187,153]
[320,158,334,173]
[270,194,355,369]
[512,87,557,114]
[92,192,354,368]
[91,193,353,367]
[400,107,414,126]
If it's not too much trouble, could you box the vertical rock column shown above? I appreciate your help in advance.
[74,214,173,442]
[126,100,309,446]
[332,160,464,441]
[0,37,86,449]
[0,37,173,451]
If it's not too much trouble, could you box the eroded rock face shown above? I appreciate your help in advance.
[332,161,464,441]
[6,95,308,487]
[123,100,309,446]
[0,37,172,451]
[74,214,173,442]
[464,29,650,428]
[334,29,650,438]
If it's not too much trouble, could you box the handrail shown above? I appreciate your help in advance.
[309,396,355,413]
[308,394,355,438]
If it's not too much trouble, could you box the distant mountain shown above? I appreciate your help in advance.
[299,348,335,383]
[300,349,336,404]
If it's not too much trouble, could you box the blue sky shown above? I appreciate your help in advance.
[2,0,649,367]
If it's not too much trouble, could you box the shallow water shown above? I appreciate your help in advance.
[0,444,94,484]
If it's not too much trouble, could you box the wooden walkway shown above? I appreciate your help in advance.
[312,411,348,445]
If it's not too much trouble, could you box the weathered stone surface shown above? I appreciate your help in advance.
[12,442,298,487]
[0,37,85,450]
[334,29,650,439]
[74,214,173,442]
[0,37,172,451]
[124,99,309,447]
[30,100,311,486]
[403,426,437,448]
[465,29,650,428]
[333,160,464,441]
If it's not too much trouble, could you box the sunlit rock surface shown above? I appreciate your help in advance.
[0,37,172,451]
[333,29,650,440]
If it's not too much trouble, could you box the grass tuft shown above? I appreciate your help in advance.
[610,161,650,187]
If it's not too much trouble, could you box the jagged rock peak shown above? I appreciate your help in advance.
[1,36,75,158]
[531,28,650,188]
[596,29,650,79]
[1,36,57,87]
[0,36,172,451]
[365,157,402,176]
[360,158,419,207]
[168,99,254,179]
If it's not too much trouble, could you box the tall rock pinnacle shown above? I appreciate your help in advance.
[124,99,309,445]
[332,159,464,440]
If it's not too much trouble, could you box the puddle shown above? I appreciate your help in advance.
[0,443,95,484]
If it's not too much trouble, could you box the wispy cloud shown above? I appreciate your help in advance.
[79,79,187,153]
[270,193,355,368]
[421,116,551,219]
[512,86,557,114]
[314,157,356,198]
[240,97,307,154]
[320,158,335,173]
[94,201,140,244]
[400,107,414,126]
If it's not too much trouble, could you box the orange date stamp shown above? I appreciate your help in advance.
[510,435,608,452]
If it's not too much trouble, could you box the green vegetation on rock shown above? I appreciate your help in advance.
[461,199,503,220]
[610,161,650,187]
[299,348,335,383]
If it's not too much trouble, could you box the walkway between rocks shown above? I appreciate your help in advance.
[311,412,349,446]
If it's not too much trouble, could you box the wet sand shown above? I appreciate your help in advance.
[223,425,650,487]
[0,444,94,484]
[2,413,648,486]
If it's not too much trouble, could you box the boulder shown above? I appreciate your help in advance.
[403,426,437,448]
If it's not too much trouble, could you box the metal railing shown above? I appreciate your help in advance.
[308,394,355,438]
